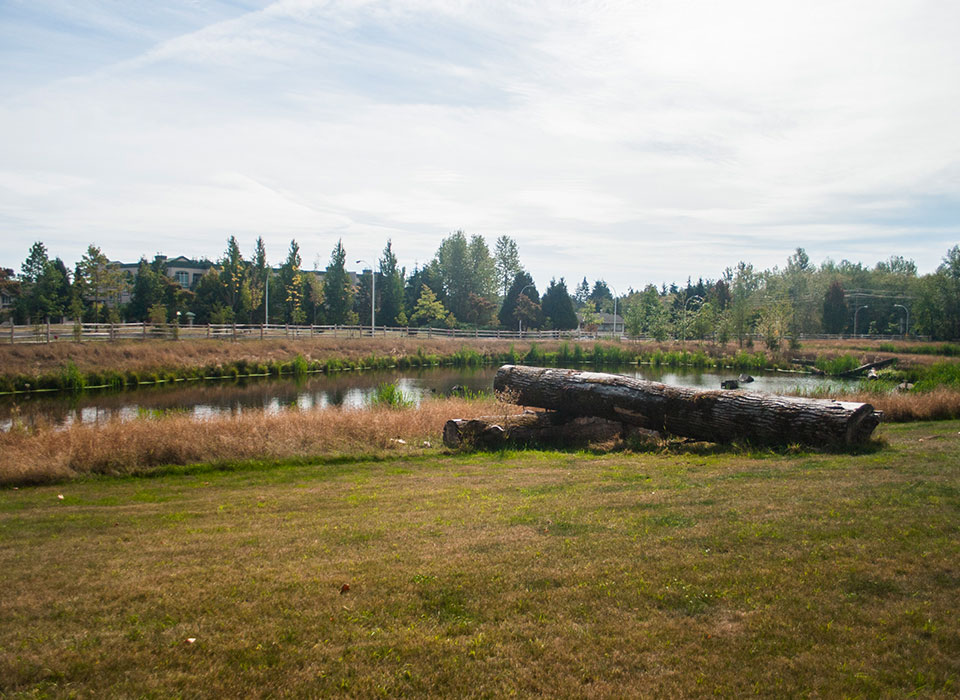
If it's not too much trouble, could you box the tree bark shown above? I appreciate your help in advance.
[493,365,882,447]
[443,412,623,449]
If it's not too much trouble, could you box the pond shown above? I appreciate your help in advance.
[0,365,860,432]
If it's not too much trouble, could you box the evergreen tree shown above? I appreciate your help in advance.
[589,279,613,312]
[574,277,590,306]
[378,239,405,326]
[323,239,354,324]
[128,258,165,321]
[250,236,268,322]
[498,272,539,329]
[822,281,848,334]
[279,240,304,324]
[219,235,249,321]
[540,278,578,329]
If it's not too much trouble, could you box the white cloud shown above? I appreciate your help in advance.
[1,0,958,285]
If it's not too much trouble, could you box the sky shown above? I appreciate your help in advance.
[1,0,958,291]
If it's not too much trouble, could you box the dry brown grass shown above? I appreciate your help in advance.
[0,337,572,377]
[0,397,517,486]
[792,388,960,423]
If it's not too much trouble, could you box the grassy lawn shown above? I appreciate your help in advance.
[1,421,958,697]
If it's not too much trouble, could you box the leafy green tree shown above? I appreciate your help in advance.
[540,278,578,330]
[192,269,230,323]
[725,262,760,346]
[914,246,960,339]
[409,284,449,326]
[403,261,443,318]
[514,293,542,330]
[75,245,127,323]
[757,300,792,350]
[432,231,497,322]
[16,242,68,322]
[494,235,522,298]
[323,239,354,324]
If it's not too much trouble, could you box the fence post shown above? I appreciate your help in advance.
[260,324,264,341]
[46,321,51,343]
[142,322,147,340]
[206,324,211,339]
[232,323,237,342]
[9,323,13,344]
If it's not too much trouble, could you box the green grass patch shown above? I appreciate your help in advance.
[1,420,957,696]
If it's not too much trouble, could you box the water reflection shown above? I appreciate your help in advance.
[0,365,857,431]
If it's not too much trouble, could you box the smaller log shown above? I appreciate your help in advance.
[839,357,896,378]
[443,412,623,449]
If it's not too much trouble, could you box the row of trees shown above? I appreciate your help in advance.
[611,247,960,345]
[4,233,580,332]
[5,237,960,340]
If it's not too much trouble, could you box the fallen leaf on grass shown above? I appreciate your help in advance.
[340,583,350,594]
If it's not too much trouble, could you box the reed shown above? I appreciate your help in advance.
[0,397,513,486]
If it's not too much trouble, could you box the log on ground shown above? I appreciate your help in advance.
[493,365,882,447]
[442,412,623,449]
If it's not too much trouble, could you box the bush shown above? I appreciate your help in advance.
[58,362,86,392]
[369,382,413,409]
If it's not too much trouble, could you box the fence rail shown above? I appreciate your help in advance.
[2,322,605,345]
[1,322,930,345]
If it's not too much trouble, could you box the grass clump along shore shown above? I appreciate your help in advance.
[1,420,957,696]
[3,336,954,396]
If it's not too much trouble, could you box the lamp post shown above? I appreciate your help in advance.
[854,305,868,337]
[609,285,619,339]
[518,284,536,336]
[264,265,269,326]
[893,304,909,338]
[682,295,704,348]
[356,260,375,336]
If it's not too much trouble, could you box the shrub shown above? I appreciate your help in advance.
[369,382,413,409]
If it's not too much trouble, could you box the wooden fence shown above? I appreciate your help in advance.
[2,322,603,345]
[2,322,927,345]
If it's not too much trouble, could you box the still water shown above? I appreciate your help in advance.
[0,365,858,432]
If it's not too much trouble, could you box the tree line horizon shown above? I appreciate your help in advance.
[3,233,959,342]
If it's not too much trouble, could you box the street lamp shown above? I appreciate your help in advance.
[854,305,868,337]
[356,260,375,336]
[893,304,909,338]
[609,285,619,338]
[682,295,704,348]
[518,284,536,336]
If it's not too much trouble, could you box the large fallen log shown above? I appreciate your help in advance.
[442,412,624,449]
[493,365,882,447]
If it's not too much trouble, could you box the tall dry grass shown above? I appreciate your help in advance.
[829,388,960,422]
[0,397,516,486]
[0,337,559,378]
